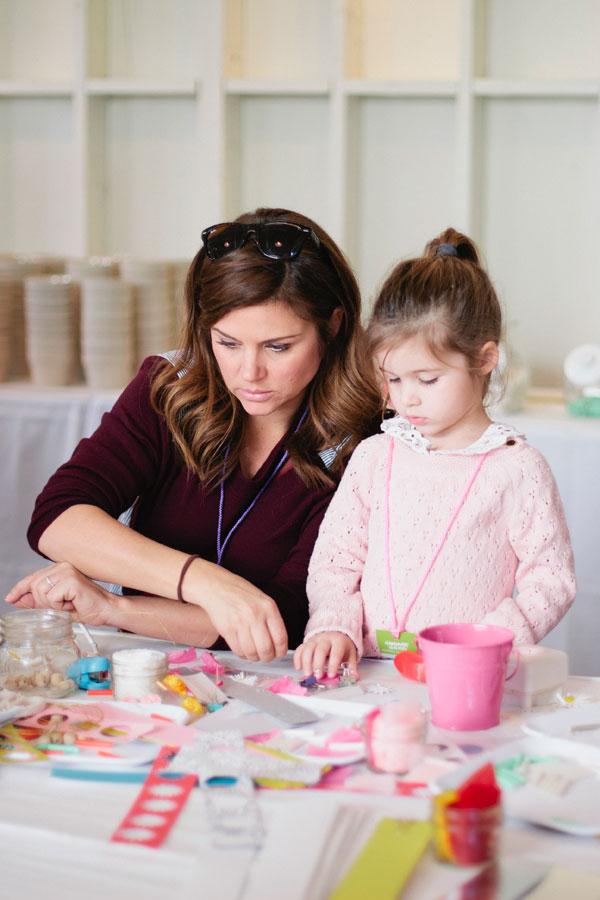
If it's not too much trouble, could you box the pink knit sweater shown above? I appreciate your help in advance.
[305,424,576,656]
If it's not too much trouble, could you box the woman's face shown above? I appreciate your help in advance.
[210,300,324,428]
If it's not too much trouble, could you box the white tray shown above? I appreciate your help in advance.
[432,735,600,836]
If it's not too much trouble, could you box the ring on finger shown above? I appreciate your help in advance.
[45,574,56,588]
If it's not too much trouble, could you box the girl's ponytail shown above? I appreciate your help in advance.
[424,227,480,265]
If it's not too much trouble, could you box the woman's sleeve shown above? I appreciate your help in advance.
[28,357,168,553]
[481,445,576,643]
[303,439,377,657]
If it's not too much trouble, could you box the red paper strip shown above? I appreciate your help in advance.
[110,746,197,848]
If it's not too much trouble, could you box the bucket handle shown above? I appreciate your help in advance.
[505,648,520,682]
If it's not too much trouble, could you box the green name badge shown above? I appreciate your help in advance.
[375,629,418,656]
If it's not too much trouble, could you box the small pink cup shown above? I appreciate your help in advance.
[418,623,515,731]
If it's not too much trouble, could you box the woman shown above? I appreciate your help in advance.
[5,209,380,661]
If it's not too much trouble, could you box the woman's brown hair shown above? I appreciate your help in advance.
[368,227,502,396]
[150,207,380,488]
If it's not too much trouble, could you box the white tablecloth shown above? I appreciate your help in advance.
[0,386,598,673]
[2,635,600,899]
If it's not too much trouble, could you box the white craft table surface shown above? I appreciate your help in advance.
[2,629,600,900]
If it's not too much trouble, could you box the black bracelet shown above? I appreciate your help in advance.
[177,554,200,603]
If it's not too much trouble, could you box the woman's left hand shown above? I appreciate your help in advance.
[5,562,111,626]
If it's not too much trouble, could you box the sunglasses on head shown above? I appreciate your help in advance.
[201,221,320,261]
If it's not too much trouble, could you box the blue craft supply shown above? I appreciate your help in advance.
[67,656,111,690]
[207,702,225,712]
[51,767,192,784]
[300,674,317,687]
[458,743,484,755]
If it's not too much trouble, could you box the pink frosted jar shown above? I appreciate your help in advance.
[363,703,427,774]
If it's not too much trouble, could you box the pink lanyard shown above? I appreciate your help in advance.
[383,440,489,636]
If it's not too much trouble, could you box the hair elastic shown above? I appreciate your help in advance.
[436,243,458,258]
[177,554,200,603]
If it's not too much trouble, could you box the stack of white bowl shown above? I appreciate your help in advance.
[0,256,24,381]
[80,277,134,389]
[24,275,77,385]
[120,259,176,365]
[67,257,119,382]
[0,255,62,381]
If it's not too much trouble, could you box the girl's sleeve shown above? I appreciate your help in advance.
[481,445,576,643]
[27,357,168,553]
[303,438,378,657]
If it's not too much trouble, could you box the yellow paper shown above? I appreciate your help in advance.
[329,818,431,900]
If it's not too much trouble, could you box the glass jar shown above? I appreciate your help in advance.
[432,800,502,865]
[363,703,426,774]
[0,610,79,697]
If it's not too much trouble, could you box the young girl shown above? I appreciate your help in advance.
[294,228,576,677]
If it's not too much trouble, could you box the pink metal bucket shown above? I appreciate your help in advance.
[418,623,515,731]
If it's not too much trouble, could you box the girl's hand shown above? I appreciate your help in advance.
[5,562,111,627]
[293,631,358,679]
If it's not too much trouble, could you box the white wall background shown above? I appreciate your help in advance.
[1,0,599,385]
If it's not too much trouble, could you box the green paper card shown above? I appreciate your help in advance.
[375,629,417,655]
[329,818,431,900]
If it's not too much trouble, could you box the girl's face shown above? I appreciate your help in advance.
[211,300,325,429]
[376,334,497,450]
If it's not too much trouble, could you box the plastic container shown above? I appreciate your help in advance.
[363,703,426,774]
[111,648,168,700]
[432,802,502,865]
[0,610,79,697]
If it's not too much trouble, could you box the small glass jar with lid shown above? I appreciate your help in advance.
[0,610,79,697]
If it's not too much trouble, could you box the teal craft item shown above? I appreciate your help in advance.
[494,754,562,790]
[67,656,111,690]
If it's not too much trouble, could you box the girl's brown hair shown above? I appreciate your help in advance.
[150,207,380,488]
[367,227,502,395]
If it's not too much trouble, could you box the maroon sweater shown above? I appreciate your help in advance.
[28,357,338,648]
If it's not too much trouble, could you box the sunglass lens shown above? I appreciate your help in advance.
[205,224,246,259]
[259,224,306,259]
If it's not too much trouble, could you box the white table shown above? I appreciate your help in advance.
[0,386,599,673]
[1,630,600,900]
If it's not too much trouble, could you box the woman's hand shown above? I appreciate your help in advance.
[293,631,358,679]
[184,561,288,662]
[5,562,111,626]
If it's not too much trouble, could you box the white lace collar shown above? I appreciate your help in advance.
[380,416,525,456]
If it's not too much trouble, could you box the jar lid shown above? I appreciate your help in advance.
[112,648,167,673]
[564,344,600,387]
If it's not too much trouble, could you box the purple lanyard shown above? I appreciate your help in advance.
[216,407,308,566]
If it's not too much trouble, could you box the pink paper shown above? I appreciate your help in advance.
[167,647,198,664]
[266,676,308,696]
[325,727,363,745]
[306,745,357,758]
[143,722,197,747]
[198,652,219,674]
